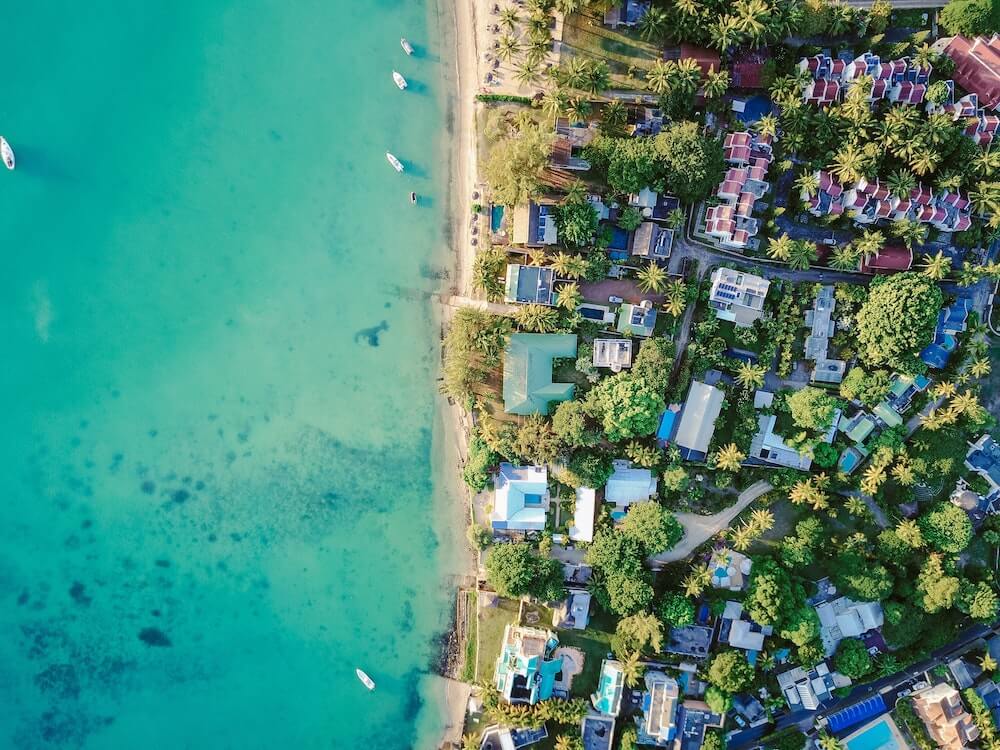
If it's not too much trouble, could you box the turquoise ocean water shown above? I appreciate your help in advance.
[0,2,463,748]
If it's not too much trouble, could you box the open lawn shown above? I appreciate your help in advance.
[555,609,617,698]
[477,596,522,681]
[462,590,479,683]
[559,11,659,89]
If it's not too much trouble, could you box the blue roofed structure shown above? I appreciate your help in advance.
[582,714,616,750]
[505,264,557,305]
[591,660,625,717]
[826,694,887,734]
[494,624,564,705]
[921,297,972,369]
[967,434,1000,491]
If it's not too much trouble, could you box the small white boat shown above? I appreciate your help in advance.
[401,37,414,55]
[356,668,375,690]
[386,152,404,172]
[1,137,14,170]
[410,191,417,204]
[393,70,408,90]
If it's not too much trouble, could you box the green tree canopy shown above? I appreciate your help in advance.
[787,386,839,432]
[746,558,798,629]
[562,450,614,489]
[707,650,756,693]
[552,400,599,448]
[833,552,894,601]
[485,542,566,601]
[834,638,873,679]
[918,502,974,553]
[620,501,683,556]
[779,606,821,648]
[855,273,943,373]
[958,580,1000,621]
[660,593,696,628]
[839,367,892,407]
[587,528,654,615]
[586,371,664,442]
[882,601,926,648]
[940,0,1000,36]
[483,119,555,206]
[916,554,961,613]
[556,192,599,248]
[611,612,664,657]
[652,121,726,203]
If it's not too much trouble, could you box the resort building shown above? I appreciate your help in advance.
[631,221,674,260]
[674,381,725,461]
[939,35,1000,111]
[591,659,625,717]
[920,297,972,369]
[502,333,578,415]
[569,487,596,543]
[840,411,877,445]
[592,339,633,372]
[718,601,771,657]
[708,268,770,327]
[494,624,565,705]
[954,435,1000,520]
[605,460,658,509]
[799,52,932,107]
[616,300,658,337]
[859,245,913,274]
[777,661,851,710]
[478,725,549,750]
[814,595,884,656]
[491,464,550,533]
[911,683,980,750]
[512,201,558,247]
[666,625,714,660]
[552,589,592,631]
[504,264,557,306]
[841,716,908,750]
[749,408,839,471]
[581,713,616,750]
[705,156,772,251]
[636,671,681,747]
[804,286,846,384]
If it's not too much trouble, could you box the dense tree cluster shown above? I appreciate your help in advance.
[855,273,943,374]
[485,542,566,602]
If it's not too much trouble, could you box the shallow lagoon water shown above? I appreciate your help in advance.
[0,2,461,748]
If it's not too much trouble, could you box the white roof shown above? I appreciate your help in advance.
[569,487,596,543]
[492,464,548,530]
[729,620,765,651]
[674,382,725,456]
[605,464,656,505]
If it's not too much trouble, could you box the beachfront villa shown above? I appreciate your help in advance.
[591,659,625,717]
[502,333,578,415]
[636,671,681,746]
[512,201,558,247]
[491,463,550,532]
[494,624,565,705]
[709,268,770,327]
[505,264,557,305]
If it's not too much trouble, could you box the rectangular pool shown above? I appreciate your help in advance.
[844,718,903,750]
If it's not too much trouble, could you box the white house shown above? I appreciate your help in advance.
[491,463,549,532]
[709,268,770,327]
[605,460,657,508]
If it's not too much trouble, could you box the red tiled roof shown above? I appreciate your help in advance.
[732,55,766,89]
[726,145,752,162]
[679,44,721,78]
[725,132,753,148]
[945,35,1000,110]
[861,244,913,273]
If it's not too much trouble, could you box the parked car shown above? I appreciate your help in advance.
[609,295,624,304]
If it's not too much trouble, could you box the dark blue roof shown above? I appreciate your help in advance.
[827,695,887,734]
[735,95,774,124]
[920,343,952,369]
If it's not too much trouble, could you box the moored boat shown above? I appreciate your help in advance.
[356,668,375,690]
[400,37,413,55]
[386,152,404,172]
[410,191,417,204]
[393,70,408,90]
[1,137,14,170]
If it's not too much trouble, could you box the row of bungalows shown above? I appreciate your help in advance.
[704,131,775,251]
[799,52,933,107]
[803,171,973,234]
[926,86,1000,145]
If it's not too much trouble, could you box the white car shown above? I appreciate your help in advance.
[609,295,624,304]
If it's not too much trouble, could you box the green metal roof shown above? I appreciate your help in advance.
[873,402,903,428]
[502,333,578,415]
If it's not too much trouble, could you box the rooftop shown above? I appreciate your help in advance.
[502,333,578,416]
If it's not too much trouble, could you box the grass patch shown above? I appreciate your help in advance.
[461,590,479,683]
[891,8,932,27]
[477,597,522,682]
[555,609,616,697]
[560,11,659,87]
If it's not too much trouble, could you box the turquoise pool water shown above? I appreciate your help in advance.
[845,719,900,750]
[0,1,462,748]
[491,204,505,233]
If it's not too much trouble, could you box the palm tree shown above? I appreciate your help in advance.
[750,508,775,533]
[730,523,756,552]
[830,144,867,184]
[586,61,611,95]
[497,34,521,63]
[756,114,780,139]
[845,496,870,517]
[682,565,711,597]
[463,733,480,750]
[931,381,956,399]
[735,361,767,390]
[637,5,669,40]
[666,208,686,229]
[818,732,843,750]
[789,240,818,271]
[676,0,700,14]
[887,169,917,199]
[891,462,916,486]
[515,303,559,332]
[973,148,1000,179]
[621,650,645,688]
[920,250,952,280]
[499,7,520,32]
[554,736,574,750]
[830,245,860,271]
[663,279,686,317]
[828,3,854,34]
[674,58,702,96]
[540,88,568,121]
[795,171,820,199]
[734,0,769,44]
[957,262,983,287]
[637,262,668,293]
[853,229,885,262]
[766,232,795,261]
[645,59,672,96]
[514,60,542,87]
[860,465,886,495]
[970,358,992,378]
[981,653,998,673]
[704,67,730,100]
[709,14,741,51]
[601,100,627,135]
[891,218,927,250]
[557,282,582,311]
[565,97,592,123]
[627,440,660,469]
[909,149,940,177]
[970,180,1000,216]
[561,56,589,90]
[921,408,945,430]
[951,390,981,416]
[714,443,746,472]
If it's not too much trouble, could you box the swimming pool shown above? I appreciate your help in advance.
[491,204,505,233]
[843,717,903,750]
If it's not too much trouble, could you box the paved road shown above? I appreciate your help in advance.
[649,480,773,567]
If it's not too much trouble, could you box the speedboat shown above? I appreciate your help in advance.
[356,668,375,691]
[400,37,414,55]
[1,137,14,170]
[393,71,408,90]
[410,191,417,204]
[386,152,404,172]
